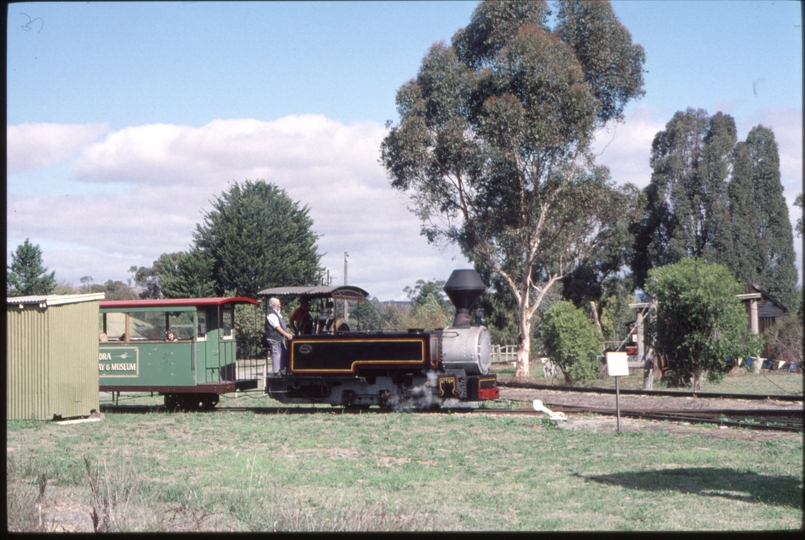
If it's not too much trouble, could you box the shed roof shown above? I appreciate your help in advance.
[744,283,788,313]
[7,293,106,308]
[99,297,258,309]
[257,285,369,301]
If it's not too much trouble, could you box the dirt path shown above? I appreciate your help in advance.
[498,385,803,442]
[499,385,804,411]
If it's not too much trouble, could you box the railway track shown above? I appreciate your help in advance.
[99,401,803,432]
[538,404,803,432]
[498,380,804,402]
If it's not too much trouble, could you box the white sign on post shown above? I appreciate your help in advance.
[606,351,629,433]
[606,351,629,377]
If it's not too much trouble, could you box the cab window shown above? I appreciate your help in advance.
[129,311,166,341]
[101,312,127,341]
[222,308,234,339]
[168,311,194,340]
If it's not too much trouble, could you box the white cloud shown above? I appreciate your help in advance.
[7,123,109,174]
[9,108,799,299]
[592,105,668,188]
[7,116,470,300]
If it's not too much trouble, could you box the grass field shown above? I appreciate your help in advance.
[7,398,803,532]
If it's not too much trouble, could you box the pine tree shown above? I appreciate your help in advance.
[632,108,719,286]
[727,141,763,284]
[632,111,797,312]
[156,250,217,299]
[744,126,798,310]
[193,180,322,298]
[698,112,736,267]
[7,239,56,296]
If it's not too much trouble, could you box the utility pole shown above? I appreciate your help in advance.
[343,252,349,322]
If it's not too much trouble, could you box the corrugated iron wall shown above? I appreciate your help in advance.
[48,301,100,418]
[6,304,50,420]
[6,300,100,420]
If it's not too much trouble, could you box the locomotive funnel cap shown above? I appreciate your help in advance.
[443,269,486,327]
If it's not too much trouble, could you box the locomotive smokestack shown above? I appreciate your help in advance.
[443,269,486,328]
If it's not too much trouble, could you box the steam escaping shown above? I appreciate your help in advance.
[387,371,444,412]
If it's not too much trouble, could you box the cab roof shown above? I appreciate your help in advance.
[257,285,369,301]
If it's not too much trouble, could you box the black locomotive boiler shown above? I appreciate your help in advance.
[259,269,499,409]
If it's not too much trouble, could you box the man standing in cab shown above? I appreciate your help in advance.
[265,297,293,375]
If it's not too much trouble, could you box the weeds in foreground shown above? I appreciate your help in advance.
[7,412,802,532]
[6,459,42,532]
[7,453,435,532]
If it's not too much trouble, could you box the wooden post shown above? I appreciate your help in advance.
[749,299,758,334]
[616,376,621,433]
[642,356,653,391]
[638,311,653,390]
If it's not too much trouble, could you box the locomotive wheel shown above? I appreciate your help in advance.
[200,394,219,410]
[164,394,179,411]
[164,394,218,412]
[182,394,218,411]
[345,403,371,411]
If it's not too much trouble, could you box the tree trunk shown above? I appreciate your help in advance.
[515,339,531,378]
[691,372,702,393]
[642,358,653,390]
[590,301,603,335]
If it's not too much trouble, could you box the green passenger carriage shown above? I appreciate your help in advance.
[98,297,260,410]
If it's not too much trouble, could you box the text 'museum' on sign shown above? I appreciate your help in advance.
[99,347,139,377]
[606,351,629,377]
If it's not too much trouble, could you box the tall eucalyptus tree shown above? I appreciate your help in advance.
[381,0,646,376]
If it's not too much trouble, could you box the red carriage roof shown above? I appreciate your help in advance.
[99,297,258,308]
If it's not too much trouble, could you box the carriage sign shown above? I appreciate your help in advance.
[98,347,139,377]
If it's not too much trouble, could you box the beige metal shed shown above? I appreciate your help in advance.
[6,293,105,420]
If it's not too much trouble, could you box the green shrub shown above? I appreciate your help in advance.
[542,301,602,385]
[645,258,762,390]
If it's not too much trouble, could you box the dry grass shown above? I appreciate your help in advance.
[7,405,803,532]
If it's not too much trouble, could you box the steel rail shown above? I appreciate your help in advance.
[447,407,803,431]
[498,380,804,402]
[537,404,803,432]
[100,403,803,431]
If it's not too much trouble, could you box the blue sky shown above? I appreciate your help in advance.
[7,1,803,301]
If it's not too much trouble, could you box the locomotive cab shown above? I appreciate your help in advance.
[260,269,499,409]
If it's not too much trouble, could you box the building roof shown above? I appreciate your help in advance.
[99,297,258,309]
[7,293,106,308]
[745,283,788,313]
[257,285,369,301]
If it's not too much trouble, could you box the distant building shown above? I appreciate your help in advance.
[630,283,789,362]
[736,282,788,335]
[737,283,788,358]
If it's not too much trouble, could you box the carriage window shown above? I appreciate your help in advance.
[127,311,167,341]
[197,311,207,340]
[102,312,127,341]
[222,308,233,339]
[168,311,194,341]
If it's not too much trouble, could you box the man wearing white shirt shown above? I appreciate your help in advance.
[265,297,293,374]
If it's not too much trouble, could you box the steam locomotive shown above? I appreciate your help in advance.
[260,269,499,409]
